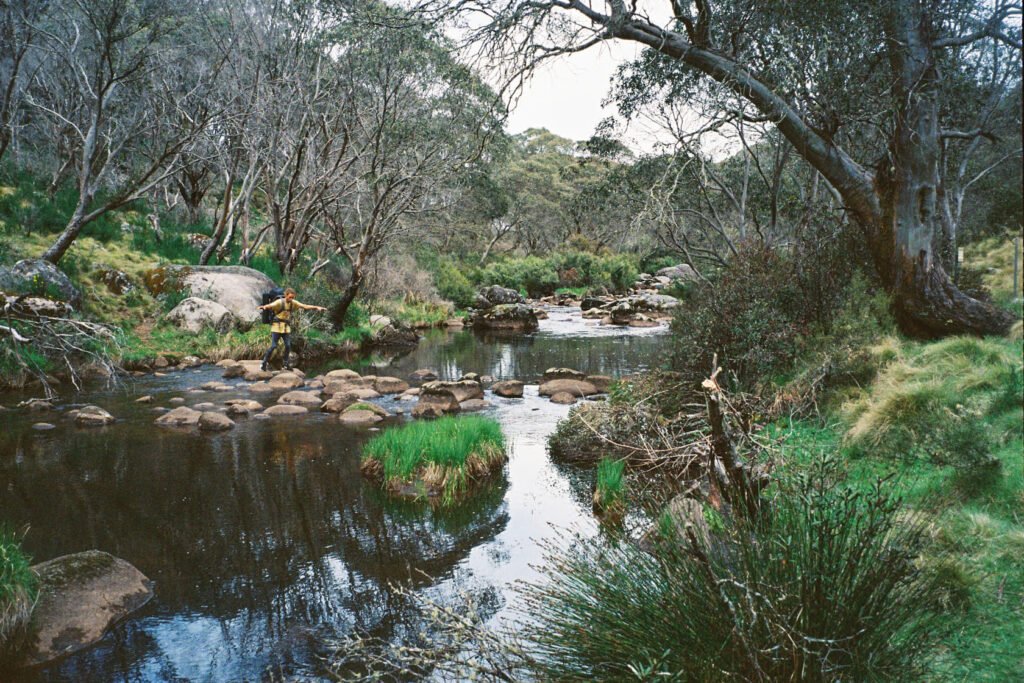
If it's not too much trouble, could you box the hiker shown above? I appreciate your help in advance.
[257,288,327,370]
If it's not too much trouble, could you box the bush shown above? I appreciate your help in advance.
[518,457,940,682]
[1,527,37,653]
[670,245,808,389]
[435,259,477,308]
[479,255,559,297]
[477,251,641,298]
[593,457,626,519]
[361,416,506,504]
[842,336,1024,467]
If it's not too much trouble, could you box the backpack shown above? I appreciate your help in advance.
[260,287,285,324]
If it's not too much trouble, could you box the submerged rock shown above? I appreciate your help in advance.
[19,550,153,668]
[74,405,115,427]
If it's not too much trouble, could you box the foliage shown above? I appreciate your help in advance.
[670,245,808,388]
[593,457,626,516]
[519,456,940,682]
[433,258,477,308]
[0,526,37,651]
[842,336,1023,468]
[477,250,640,297]
[362,416,505,503]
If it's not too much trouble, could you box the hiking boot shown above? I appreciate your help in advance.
[260,362,268,372]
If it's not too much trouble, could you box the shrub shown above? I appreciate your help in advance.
[593,457,626,519]
[361,416,506,504]
[479,255,559,297]
[434,259,476,308]
[670,245,808,389]
[518,457,940,682]
[1,527,37,654]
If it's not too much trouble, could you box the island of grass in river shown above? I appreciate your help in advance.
[360,415,506,505]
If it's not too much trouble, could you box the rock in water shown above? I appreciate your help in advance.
[550,392,578,405]
[469,303,539,332]
[261,404,308,417]
[491,380,524,398]
[474,285,525,309]
[155,406,202,426]
[198,411,235,431]
[278,390,323,407]
[74,405,115,427]
[166,297,236,333]
[268,372,304,390]
[538,379,598,397]
[20,551,153,668]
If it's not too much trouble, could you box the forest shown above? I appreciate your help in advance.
[0,0,1021,681]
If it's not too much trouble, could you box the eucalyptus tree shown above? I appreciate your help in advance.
[320,5,502,327]
[26,0,223,265]
[0,0,46,163]
[417,0,1022,336]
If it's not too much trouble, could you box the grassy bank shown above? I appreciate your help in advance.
[0,528,36,655]
[360,416,506,504]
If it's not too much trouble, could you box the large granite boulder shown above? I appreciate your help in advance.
[538,378,598,397]
[0,259,82,309]
[372,320,419,347]
[19,551,153,668]
[470,303,539,332]
[491,380,524,398]
[142,265,275,326]
[475,285,524,309]
[422,380,483,404]
[656,264,698,282]
[166,297,236,333]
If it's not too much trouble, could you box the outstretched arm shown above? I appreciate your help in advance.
[296,301,327,312]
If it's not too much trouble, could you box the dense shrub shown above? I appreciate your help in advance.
[479,255,559,297]
[670,245,808,388]
[519,457,940,682]
[477,251,639,297]
[434,259,476,308]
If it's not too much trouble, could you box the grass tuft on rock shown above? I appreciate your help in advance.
[361,416,506,504]
[592,457,626,521]
[0,527,37,655]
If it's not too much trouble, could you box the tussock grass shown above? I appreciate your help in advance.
[963,234,1023,306]
[0,528,37,656]
[520,457,940,682]
[592,457,626,520]
[361,416,506,504]
[842,336,1023,466]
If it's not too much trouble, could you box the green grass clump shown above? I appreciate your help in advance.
[0,527,37,654]
[519,456,940,681]
[592,457,626,519]
[361,416,506,504]
[842,335,1023,467]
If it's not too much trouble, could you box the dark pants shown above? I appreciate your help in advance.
[262,332,291,366]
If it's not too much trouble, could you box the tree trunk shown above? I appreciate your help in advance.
[330,271,362,331]
[611,6,1012,337]
[42,206,87,264]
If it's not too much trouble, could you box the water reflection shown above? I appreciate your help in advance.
[0,308,667,681]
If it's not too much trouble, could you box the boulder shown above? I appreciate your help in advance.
[470,303,539,332]
[221,363,246,379]
[166,297,236,334]
[586,375,613,392]
[20,398,54,411]
[460,399,492,412]
[156,406,202,426]
[610,301,635,325]
[268,372,304,390]
[538,379,598,397]
[0,293,72,318]
[20,551,153,668]
[344,401,390,418]
[491,380,524,398]
[261,404,308,417]
[322,376,376,395]
[153,356,170,369]
[338,409,383,426]
[543,367,586,382]
[636,293,679,311]
[198,411,235,431]
[372,320,419,347]
[226,400,262,417]
[413,393,460,417]
[324,368,361,381]
[655,264,698,282]
[320,396,357,413]
[474,285,524,309]
[143,265,275,326]
[0,258,81,308]
[422,380,484,404]
[74,405,115,427]
[550,392,578,405]
[278,390,323,407]
[459,372,481,383]
[248,381,274,394]
[191,402,218,411]
[409,368,438,382]
[216,359,239,368]
[244,369,274,382]
[580,296,609,311]
[369,314,392,327]
[373,377,409,394]
[200,381,234,392]
[168,397,186,405]
[32,423,55,431]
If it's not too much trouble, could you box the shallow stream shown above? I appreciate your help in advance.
[0,308,668,681]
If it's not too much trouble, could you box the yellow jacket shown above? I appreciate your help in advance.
[265,298,317,334]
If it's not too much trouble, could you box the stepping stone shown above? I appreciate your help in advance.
[261,404,308,417]
[277,391,323,407]
[155,406,202,427]
[74,405,115,427]
[198,411,235,432]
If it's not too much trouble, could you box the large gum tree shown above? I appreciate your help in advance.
[419,0,1021,337]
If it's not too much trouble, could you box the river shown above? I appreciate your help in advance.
[0,307,669,681]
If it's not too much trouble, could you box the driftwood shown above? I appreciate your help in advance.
[702,363,763,520]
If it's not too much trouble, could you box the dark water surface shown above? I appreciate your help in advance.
[0,308,668,681]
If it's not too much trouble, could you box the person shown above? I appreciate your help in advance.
[257,288,327,370]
